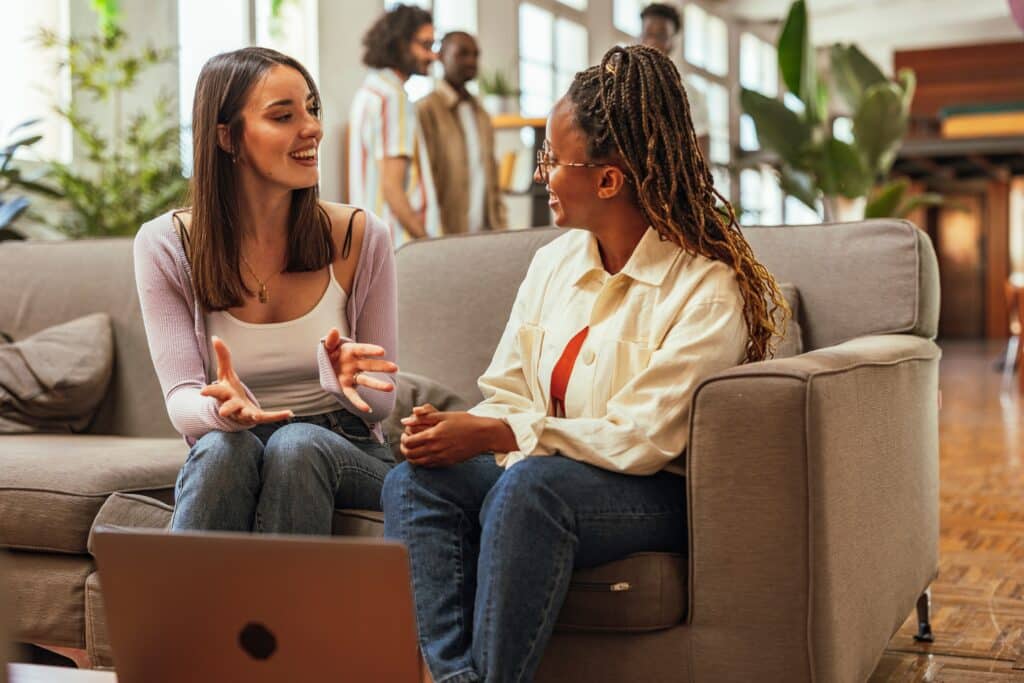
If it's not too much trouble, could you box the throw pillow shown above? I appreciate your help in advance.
[773,283,805,359]
[0,313,114,433]
[383,372,471,462]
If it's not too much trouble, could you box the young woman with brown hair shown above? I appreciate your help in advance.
[134,47,399,534]
[382,44,786,682]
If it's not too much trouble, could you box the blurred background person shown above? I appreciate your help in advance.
[418,31,507,235]
[640,2,711,160]
[349,4,441,246]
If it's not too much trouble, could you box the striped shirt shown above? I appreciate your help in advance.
[348,69,440,248]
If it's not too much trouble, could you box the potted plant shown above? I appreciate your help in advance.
[0,120,62,241]
[478,69,521,117]
[740,0,942,221]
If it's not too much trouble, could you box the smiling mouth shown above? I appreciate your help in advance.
[290,148,317,161]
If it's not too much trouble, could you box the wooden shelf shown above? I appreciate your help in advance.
[491,114,547,130]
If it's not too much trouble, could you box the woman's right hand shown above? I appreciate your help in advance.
[200,336,294,426]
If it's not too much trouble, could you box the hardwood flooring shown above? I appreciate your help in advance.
[869,341,1024,682]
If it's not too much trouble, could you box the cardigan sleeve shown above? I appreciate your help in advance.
[134,216,256,443]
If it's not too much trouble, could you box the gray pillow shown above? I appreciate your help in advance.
[773,283,804,359]
[0,313,114,433]
[383,371,471,462]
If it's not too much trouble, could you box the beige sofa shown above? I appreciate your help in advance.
[0,219,940,682]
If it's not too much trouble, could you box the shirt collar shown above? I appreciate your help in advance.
[371,68,407,89]
[569,227,683,288]
[436,78,475,110]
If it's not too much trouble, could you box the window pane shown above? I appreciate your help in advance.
[706,81,729,164]
[0,0,68,161]
[179,0,248,174]
[762,169,783,225]
[519,3,553,65]
[683,4,706,68]
[739,33,760,91]
[785,195,823,224]
[761,40,778,97]
[556,0,588,10]
[555,18,588,75]
[705,14,728,76]
[433,0,478,34]
[712,166,731,199]
[520,61,553,117]
[783,92,805,115]
[740,168,762,225]
[255,0,317,78]
[740,113,758,151]
[833,116,854,144]
[613,0,642,37]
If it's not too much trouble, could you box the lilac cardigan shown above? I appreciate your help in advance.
[133,208,398,444]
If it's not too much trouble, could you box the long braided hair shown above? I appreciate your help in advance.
[567,45,787,362]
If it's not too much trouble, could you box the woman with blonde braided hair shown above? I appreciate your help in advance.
[383,44,785,683]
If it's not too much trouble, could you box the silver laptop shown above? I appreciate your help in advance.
[92,528,420,683]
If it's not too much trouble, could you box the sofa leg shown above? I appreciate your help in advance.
[913,588,935,643]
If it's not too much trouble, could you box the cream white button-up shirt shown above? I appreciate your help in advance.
[468,227,748,476]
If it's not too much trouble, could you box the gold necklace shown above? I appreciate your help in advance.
[240,254,282,304]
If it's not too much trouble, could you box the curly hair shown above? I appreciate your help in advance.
[566,45,788,362]
[362,4,433,70]
[640,2,681,32]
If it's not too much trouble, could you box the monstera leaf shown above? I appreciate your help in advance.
[854,82,907,179]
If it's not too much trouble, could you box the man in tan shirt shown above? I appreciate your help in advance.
[417,32,507,234]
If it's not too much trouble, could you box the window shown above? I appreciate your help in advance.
[555,0,588,10]
[612,0,643,37]
[518,2,588,118]
[683,3,727,77]
[178,0,319,172]
[0,0,69,161]
[739,168,783,226]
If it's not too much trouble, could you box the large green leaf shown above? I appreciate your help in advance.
[739,88,812,166]
[778,164,819,210]
[777,0,820,123]
[815,137,872,199]
[864,179,909,218]
[853,82,908,178]
[896,67,917,115]
[830,44,887,112]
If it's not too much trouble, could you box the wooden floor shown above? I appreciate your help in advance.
[869,341,1024,682]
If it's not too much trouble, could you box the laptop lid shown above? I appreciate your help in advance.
[92,527,420,683]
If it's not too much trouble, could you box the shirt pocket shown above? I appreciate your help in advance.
[516,323,547,403]
[592,338,654,410]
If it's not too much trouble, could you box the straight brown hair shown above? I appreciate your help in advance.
[184,47,333,311]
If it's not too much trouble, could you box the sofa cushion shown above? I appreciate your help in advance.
[0,313,114,434]
[382,372,472,461]
[5,550,94,648]
[774,283,804,359]
[557,553,687,632]
[0,435,185,553]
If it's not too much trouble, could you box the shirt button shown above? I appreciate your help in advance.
[581,349,596,365]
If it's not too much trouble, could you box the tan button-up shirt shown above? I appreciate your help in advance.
[468,227,748,475]
[417,80,507,234]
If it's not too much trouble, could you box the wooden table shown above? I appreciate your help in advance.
[7,664,117,682]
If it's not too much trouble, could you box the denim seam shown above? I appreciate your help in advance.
[434,667,479,683]
[479,479,516,677]
[513,517,573,683]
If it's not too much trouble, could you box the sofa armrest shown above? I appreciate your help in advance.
[685,334,940,683]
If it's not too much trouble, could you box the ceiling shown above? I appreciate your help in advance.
[720,0,1021,69]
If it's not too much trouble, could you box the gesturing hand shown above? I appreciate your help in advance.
[323,327,399,413]
[200,336,294,426]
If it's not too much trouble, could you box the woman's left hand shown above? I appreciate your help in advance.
[323,327,398,413]
[400,410,516,467]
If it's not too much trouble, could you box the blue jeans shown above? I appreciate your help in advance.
[172,409,394,534]
[382,454,687,683]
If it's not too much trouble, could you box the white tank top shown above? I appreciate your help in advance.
[205,267,349,417]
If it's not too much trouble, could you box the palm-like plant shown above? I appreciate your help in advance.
[740,0,942,221]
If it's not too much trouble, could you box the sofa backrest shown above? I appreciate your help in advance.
[0,238,175,437]
[396,220,939,403]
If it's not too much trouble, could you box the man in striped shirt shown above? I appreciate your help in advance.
[349,4,441,248]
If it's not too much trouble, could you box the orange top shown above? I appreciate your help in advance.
[550,326,589,418]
